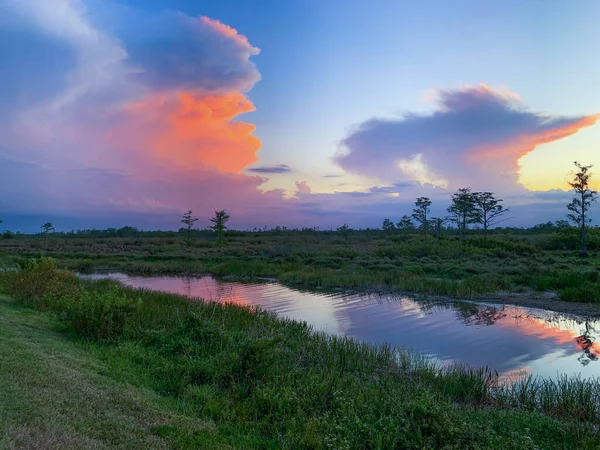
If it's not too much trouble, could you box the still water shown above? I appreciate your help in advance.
[85,272,600,380]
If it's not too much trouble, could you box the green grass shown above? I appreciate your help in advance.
[1,229,599,302]
[1,260,600,448]
[0,295,212,449]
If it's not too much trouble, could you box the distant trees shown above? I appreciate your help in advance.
[210,210,230,245]
[397,215,414,230]
[430,217,446,239]
[382,218,395,231]
[181,210,198,247]
[447,188,478,239]
[566,161,597,257]
[412,197,432,236]
[473,192,509,238]
[381,188,511,239]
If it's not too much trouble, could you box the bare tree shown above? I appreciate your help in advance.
[412,197,432,236]
[181,210,199,247]
[566,161,597,257]
[447,188,479,239]
[210,209,231,245]
[473,192,509,238]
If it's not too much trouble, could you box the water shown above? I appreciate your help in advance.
[84,272,600,381]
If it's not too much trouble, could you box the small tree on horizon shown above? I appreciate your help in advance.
[41,222,54,250]
[473,192,509,238]
[181,210,199,247]
[336,223,350,247]
[566,161,597,257]
[210,209,231,245]
[412,197,432,237]
[397,215,414,230]
[382,218,395,232]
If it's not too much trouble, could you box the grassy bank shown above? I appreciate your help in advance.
[1,259,600,449]
[1,229,599,302]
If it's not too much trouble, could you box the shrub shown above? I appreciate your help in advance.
[0,257,80,308]
[558,286,600,303]
[56,288,140,343]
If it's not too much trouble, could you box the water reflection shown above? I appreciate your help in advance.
[83,272,600,380]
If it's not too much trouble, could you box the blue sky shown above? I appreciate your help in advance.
[0,0,598,231]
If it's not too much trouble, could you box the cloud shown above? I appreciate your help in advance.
[0,0,128,122]
[0,2,265,215]
[108,92,261,174]
[295,181,312,195]
[122,14,260,95]
[246,164,293,174]
[336,84,600,191]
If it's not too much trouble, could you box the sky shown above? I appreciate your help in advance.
[1,0,599,232]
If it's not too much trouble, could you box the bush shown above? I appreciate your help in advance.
[0,257,79,308]
[56,289,140,343]
[558,286,600,303]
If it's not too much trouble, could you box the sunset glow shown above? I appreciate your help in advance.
[0,0,599,230]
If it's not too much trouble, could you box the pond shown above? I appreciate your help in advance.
[84,272,600,381]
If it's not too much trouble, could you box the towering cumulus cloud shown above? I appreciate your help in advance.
[336,84,600,191]
[0,0,283,226]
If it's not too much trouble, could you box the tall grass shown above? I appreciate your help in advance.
[2,232,599,302]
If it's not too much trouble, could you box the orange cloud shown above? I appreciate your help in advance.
[111,92,261,173]
[498,316,600,358]
[468,114,600,167]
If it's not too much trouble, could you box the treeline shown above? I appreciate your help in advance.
[382,188,508,239]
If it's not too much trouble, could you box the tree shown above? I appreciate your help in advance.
[210,209,230,245]
[382,218,396,231]
[447,188,479,239]
[566,161,597,257]
[473,192,509,238]
[181,210,199,247]
[396,215,414,230]
[430,217,446,239]
[412,197,432,236]
[41,222,54,249]
[336,224,350,247]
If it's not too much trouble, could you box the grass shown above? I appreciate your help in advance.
[0,295,211,449]
[1,228,599,302]
[1,259,600,448]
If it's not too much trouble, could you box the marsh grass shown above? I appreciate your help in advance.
[2,231,599,302]
[1,260,600,448]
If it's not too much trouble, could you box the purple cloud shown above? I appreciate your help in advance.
[246,164,292,174]
[336,84,599,191]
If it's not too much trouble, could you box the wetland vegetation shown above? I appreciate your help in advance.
[2,258,600,449]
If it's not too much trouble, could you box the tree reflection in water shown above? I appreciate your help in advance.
[576,322,600,366]
[450,302,600,367]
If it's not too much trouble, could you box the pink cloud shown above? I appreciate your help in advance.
[295,180,312,195]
